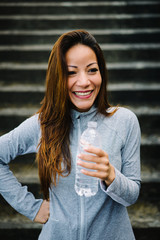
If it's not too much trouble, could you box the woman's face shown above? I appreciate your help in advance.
[66,44,102,112]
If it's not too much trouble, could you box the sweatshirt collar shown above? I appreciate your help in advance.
[70,104,98,120]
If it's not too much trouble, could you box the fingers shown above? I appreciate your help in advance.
[81,168,107,180]
[81,165,115,185]
[78,152,108,166]
[77,147,115,184]
[77,146,109,173]
[34,200,50,224]
[77,159,108,171]
[42,200,50,223]
[78,146,108,164]
[83,145,105,157]
[79,159,110,180]
[77,153,110,180]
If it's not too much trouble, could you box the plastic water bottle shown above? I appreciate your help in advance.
[75,121,101,197]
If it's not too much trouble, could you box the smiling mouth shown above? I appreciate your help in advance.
[74,90,93,96]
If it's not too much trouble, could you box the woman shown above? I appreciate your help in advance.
[0,30,141,239]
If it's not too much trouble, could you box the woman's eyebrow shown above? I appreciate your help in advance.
[67,65,78,68]
[87,62,98,67]
[68,62,98,68]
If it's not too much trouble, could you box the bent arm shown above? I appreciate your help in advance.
[101,111,141,207]
[0,115,43,221]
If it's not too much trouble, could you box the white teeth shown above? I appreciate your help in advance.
[75,91,92,96]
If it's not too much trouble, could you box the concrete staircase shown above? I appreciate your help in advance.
[0,0,160,239]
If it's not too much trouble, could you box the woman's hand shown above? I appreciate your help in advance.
[77,145,115,186]
[34,200,50,224]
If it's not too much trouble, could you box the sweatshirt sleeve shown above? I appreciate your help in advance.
[100,109,141,207]
[0,114,43,221]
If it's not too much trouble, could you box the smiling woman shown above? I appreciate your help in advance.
[0,30,141,240]
[36,30,114,200]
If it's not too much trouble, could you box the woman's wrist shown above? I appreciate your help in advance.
[105,165,115,186]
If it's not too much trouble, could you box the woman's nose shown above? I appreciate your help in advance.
[77,72,90,87]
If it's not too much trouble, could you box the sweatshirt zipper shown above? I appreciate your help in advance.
[77,117,87,240]
[80,196,87,240]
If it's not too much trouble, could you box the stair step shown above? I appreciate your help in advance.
[0,111,154,133]
[0,0,158,2]
[9,147,160,181]
[0,62,159,84]
[0,107,38,117]
[1,61,160,70]
[0,227,41,240]
[0,29,160,45]
[128,202,160,229]
[0,1,159,15]
[109,83,160,90]
[109,89,160,106]
[0,131,158,172]
[0,106,159,173]
[1,132,158,168]
[0,83,159,108]
[0,181,159,233]
[141,172,160,183]
[0,228,159,240]
[10,162,39,184]
[0,14,160,30]
[1,43,159,63]
[0,225,159,240]
[9,161,159,185]
[5,142,159,180]
[0,166,159,202]
[0,104,159,134]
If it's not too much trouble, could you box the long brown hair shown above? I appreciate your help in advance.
[37,30,115,199]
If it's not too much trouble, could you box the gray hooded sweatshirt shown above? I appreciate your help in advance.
[0,106,141,240]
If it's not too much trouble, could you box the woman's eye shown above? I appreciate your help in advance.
[88,68,98,73]
[68,71,76,75]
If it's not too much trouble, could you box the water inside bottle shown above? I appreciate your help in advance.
[75,141,98,197]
